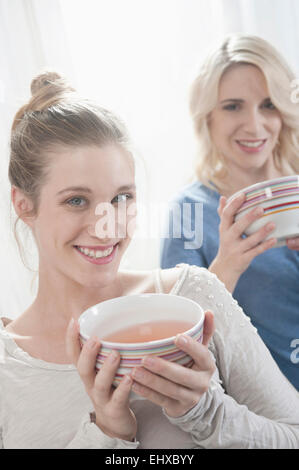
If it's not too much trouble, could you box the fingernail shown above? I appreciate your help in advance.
[122,375,132,385]
[266,222,276,232]
[133,367,144,378]
[87,336,98,349]
[254,207,264,216]
[109,350,118,362]
[176,334,189,346]
[143,356,156,367]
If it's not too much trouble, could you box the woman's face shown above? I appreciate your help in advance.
[30,144,136,288]
[209,64,282,174]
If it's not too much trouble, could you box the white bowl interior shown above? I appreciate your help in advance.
[79,294,203,342]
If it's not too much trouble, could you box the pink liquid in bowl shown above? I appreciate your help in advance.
[102,320,195,343]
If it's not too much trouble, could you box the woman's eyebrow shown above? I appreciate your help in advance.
[220,96,271,104]
[56,186,92,196]
[220,98,244,104]
[56,184,136,196]
[117,184,136,192]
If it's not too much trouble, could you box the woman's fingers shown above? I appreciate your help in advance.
[220,193,246,231]
[241,220,276,251]
[230,206,264,238]
[221,197,272,244]
[111,374,133,408]
[221,199,277,258]
[176,334,215,374]
[132,360,208,396]
[94,350,122,400]
[242,236,277,263]
[131,380,184,411]
[132,363,184,398]
[132,336,215,418]
[65,319,102,391]
[139,337,214,388]
[76,337,101,390]
[202,310,215,346]
[65,320,136,441]
[217,195,227,217]
[132,311,215,392]
[65,318,82,365]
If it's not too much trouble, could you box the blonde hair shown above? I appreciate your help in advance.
[189,34,299,191]
[9,70,132,267]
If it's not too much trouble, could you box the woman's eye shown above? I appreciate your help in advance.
[262,99,276,110]
[66,196,87,207]
[112,193,133,204]
[223,103,240,111]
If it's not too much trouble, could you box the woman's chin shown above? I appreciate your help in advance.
[78,267,120,288]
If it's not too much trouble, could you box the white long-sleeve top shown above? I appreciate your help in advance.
[0,264,298,449]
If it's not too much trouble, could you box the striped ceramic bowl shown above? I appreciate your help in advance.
[78,294,204,387]
[231,175,299,246]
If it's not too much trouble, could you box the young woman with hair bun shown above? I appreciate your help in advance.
[0,71,298,449]
[161,34,299,391]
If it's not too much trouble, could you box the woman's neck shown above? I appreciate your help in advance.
[218,160,290,198]
[17,271,124,338]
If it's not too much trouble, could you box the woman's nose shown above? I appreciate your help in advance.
[242,108,265,135]
[87,202,117,240]
[85,202,132,240]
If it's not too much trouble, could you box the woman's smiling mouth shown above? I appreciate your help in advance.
[74,243,119,264]
[236,139,267,153]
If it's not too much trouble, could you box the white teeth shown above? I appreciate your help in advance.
[238,140,264,148]
[77,246,114,259]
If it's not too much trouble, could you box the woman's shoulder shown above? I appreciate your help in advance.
[122,263,215,295]
[170,181,220,205]
[159,264,190,293]
[120,264,196,295]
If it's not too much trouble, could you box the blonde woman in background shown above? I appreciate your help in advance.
[0,71,298,449]
[161,34,299,391]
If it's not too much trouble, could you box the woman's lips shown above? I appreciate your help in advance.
[76,244,115,251]
[74,243,119,265]
[236,139,267,153]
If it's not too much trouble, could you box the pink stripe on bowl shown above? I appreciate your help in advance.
[237,189,299,214]
[228,175,299,215]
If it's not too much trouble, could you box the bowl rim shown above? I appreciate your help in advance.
[227,174,299,203]
[78,293,204,349]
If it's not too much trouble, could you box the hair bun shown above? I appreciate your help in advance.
[10,71,76,131]
[30,70,75,97]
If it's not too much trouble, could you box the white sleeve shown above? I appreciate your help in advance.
[65,413,139,449]
[166,266,299,449]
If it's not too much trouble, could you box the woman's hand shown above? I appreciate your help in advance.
[209,193,277,292]
[66,319,137,442]
[130,311,216,418]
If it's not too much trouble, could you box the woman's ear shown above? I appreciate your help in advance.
[11,186,35,227]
